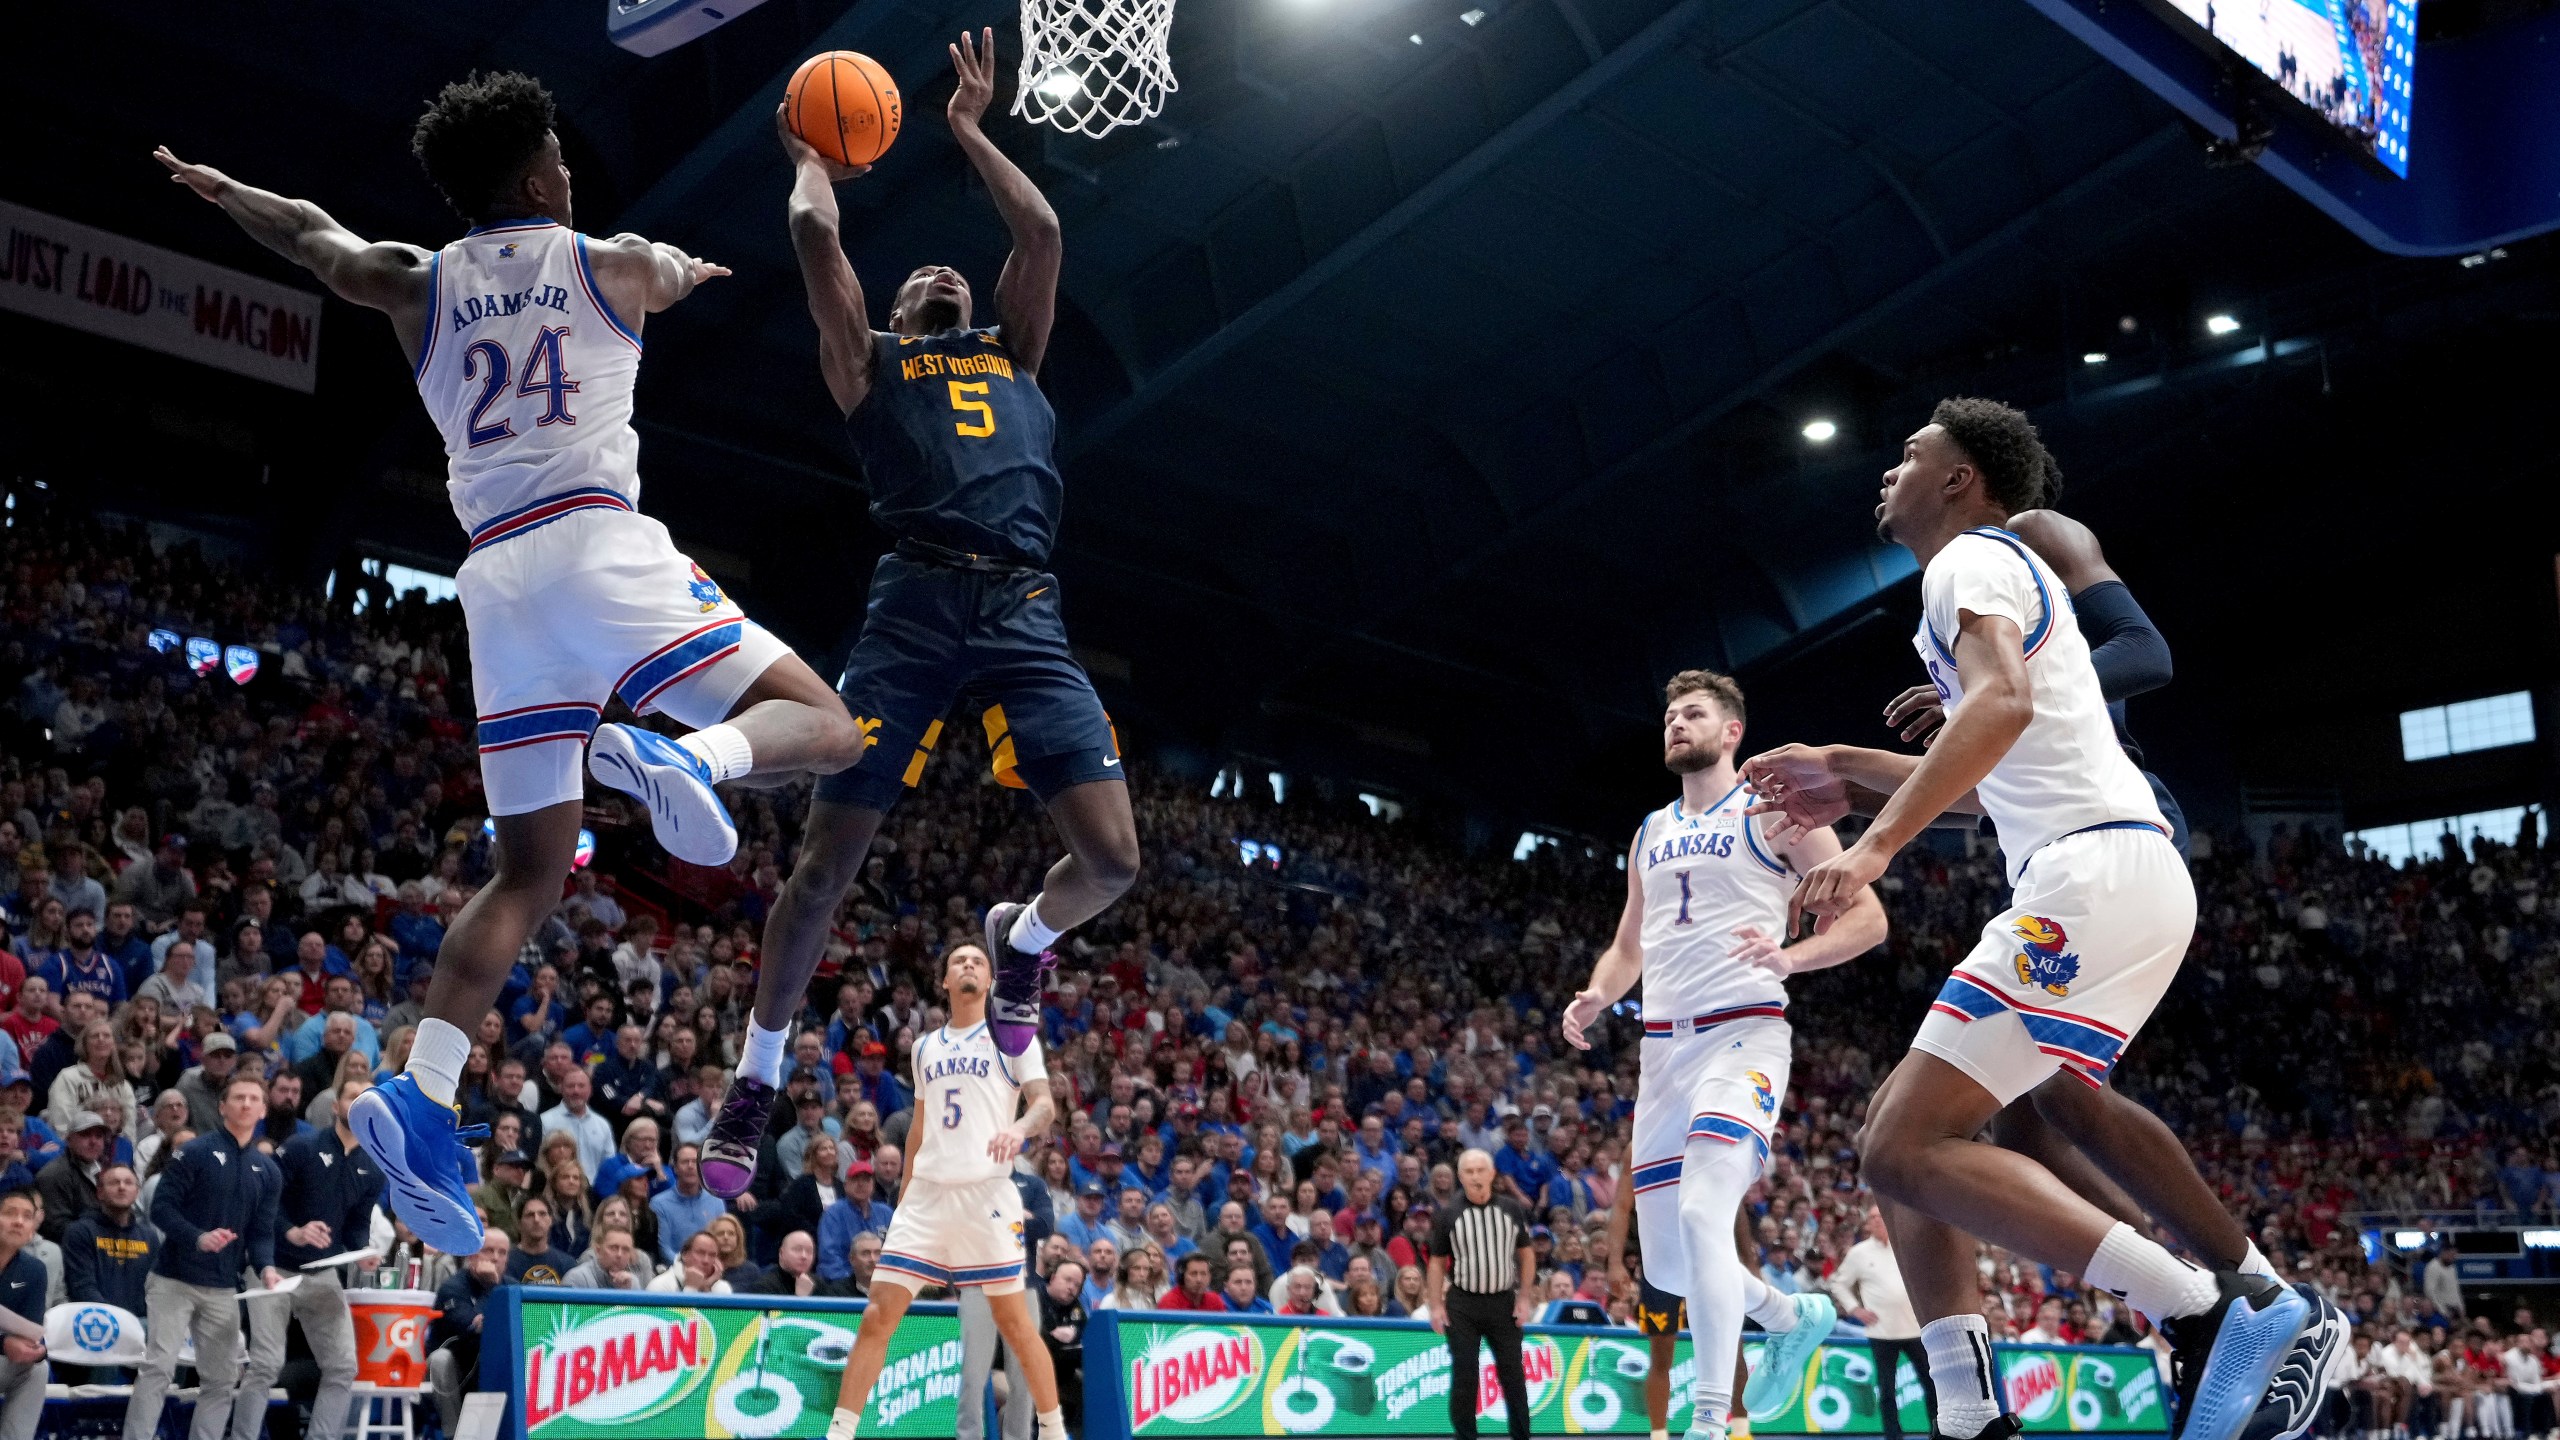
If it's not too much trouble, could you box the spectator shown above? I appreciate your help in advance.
[816,1160,895,1280]
[505,1197,575,1285]
[173,1031,238,1132]
[1039,1261,1087,1423]
[110,835,195,930]
[650,1142,725,1261]
[1158,1252,1227,1312]
[540,1068,613,1181]
[429,1231,511,1437]
[748,1230,853,1298]
[33,1110,111,1243]
[646,1229,732,1295]
[562,1224,645,1291]
[63,1162,157,1317]
[473,1146,534,1236]
[1223,1262,1272,1315]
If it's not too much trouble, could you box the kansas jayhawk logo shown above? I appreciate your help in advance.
[2012,916,2081,996]
[1745,1069,1777,1117]
[497,242,518,258]
[686,562,726,612]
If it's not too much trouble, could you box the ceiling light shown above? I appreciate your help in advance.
[2117,315,2138,333]
[1460,7,1485,21]
[1801,419,1837,443]
[1034,67,1080,102]
[2082,351,2108,365]
[2205,313,2241,335]
[1409,32,1423,42]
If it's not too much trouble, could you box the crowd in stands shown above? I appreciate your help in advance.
[4,506,2558,1439]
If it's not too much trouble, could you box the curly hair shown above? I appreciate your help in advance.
[411,71,557,223]
[1930,396,2063,513]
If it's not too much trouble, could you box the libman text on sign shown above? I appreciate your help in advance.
[523,1310,717,1429]
[1131,1326,1268,1429]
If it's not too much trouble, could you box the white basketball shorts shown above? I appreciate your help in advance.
[1913,823,2195,1106]
[874,1175,1028,1297]
[1629,1012,1791,1298]
[458,498,789,815]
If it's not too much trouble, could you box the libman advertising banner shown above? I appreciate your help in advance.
[499,1295,962,1440]
[0,199,323,391]
[1089,1313,2166,1439]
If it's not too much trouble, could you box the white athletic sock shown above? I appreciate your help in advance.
[740,1019,790,1087]
[1688,1377,1732,1432]
[679,723,755,783]
[1653,1429,1672,1440]
[408,1018,470,1107]
[2239,1240,2278,1281]
[1036,1409,1067,1440]
[826,1406,861,1440]
[1743,1271,1796,1331]
[2084,1221,2218,1323]
[1923,1315,2003,1440]
[1008,897,1062,954]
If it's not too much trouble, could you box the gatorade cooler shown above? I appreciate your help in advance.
[349,1289,438,1388]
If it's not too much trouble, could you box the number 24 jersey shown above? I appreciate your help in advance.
[911,1020,1048,1187]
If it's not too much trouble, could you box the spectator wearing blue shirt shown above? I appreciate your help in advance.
[558,994,620,1069]
[649,1144,728,1264]
[1493,1117,1557,1208]
[97,902,155,991]
[1348,1114,1399,1181]
[1222,1263,1273,1314]
[1249,1193,1299,1274]
[30,927,125,1009]
[814,1159,897,1280]
[1056,1178,1114,1254]
[283,976,381,1068]
[845,1041,910,1117]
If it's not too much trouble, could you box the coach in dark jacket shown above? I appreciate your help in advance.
[129,1073,283,1440]
[245,1079,387,1440]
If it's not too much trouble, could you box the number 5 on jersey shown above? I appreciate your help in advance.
[943,1088,963,1128]
[948,380,996,437]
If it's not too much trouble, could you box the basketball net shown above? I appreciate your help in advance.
[1014,0,1176,137]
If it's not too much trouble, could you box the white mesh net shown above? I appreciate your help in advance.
[1013,0,1178,138]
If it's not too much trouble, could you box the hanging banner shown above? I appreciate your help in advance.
[0,198,323,391]
[1089,1313,2169,1439]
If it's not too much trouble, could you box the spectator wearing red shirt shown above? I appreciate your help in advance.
[0,979,50,1058]
[1156,1253,1228,1312]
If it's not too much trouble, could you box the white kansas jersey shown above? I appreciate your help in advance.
[912,1021,1047,1187]
[1634,781,1793,1025]
[1914,527,2167,882]
[413,220,642,542]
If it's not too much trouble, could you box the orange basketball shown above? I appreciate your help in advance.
[786,51,902,167]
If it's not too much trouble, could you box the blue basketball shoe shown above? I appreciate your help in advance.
[2164,1273,2314,1440]
[1743,1289,1838,1416]
[348,1074,489,1257]
[589,723,738,866]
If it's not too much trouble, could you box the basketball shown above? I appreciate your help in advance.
[785,51,902,167]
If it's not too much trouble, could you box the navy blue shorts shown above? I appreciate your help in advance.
[815,555,1121,812]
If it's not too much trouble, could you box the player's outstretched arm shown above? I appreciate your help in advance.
[779,105,879,416]
[1560,836,1644,1051]
[589,232,730,317]
[154,148,430,339]
[946,28,1061,375]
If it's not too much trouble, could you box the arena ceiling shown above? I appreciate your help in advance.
[9,0,2558,833]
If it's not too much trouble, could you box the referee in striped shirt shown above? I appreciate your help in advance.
[1428,1149,1538,1440]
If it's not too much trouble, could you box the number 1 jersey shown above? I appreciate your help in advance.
[846,326,1062,567]
[912,1019,1048,1188]
[413,220,642,538]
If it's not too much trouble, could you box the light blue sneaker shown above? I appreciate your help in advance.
[1742,1290,1838,1416]
[347,1074,489,1257]
[2165,1273,2313,1440]
[588,723,738,866]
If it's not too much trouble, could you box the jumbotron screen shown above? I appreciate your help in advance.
[2160,0,2414,175]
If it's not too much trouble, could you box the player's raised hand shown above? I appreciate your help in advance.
[948,27,999,132]
[774,103,870,182]
[1884,685,1947,746]
[1729,925,1789,977]
[154,147,233,203]
[1559,988,1606,1051]
[1787,842,1886,924]
[1741,744,1853,847]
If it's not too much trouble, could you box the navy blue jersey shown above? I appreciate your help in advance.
[847,326,1061,565]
